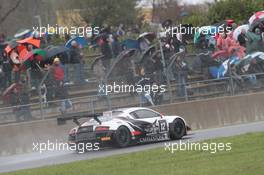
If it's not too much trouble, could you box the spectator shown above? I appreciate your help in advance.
[48,58,64,100]
[58,51,70,83]
[174,57,188,98]
[51,57,64,91]
[110,34,121,58]
[1,51,12,89]
[70,41,84,84]
[246,28,263,54]
[237,29,247,47]
[50,57,71,114]
[9,49,21,83]
[100,34,113,71]
[10,82,32,122]
[139,37,150,52]
[117,24,125,36]
[136,67,154,106]
[30,58,42,90]
[248,58,264,74]
[152,53,164,84]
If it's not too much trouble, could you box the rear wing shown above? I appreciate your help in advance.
[57,113,103,126]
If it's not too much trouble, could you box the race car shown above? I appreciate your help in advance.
[57,107,190,148]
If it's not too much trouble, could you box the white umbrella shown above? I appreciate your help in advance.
[233,24,249,40]
[14,29,31,38]
[137,32,155,41]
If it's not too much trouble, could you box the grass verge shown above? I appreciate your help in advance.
[3,132,264,175]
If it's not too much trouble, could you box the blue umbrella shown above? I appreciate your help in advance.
[121,39,139,50]
[65,36,88,48]
[218,56,240,78]
[209,56,240,79]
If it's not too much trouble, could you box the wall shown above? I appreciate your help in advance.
[1,92,264,155]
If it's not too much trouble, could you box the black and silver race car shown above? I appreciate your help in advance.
[58,107,190,148]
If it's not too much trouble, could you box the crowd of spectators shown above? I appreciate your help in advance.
[1,19,264,121]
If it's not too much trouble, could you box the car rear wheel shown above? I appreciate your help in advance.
[114,126,131,148]
[169,118,186,140]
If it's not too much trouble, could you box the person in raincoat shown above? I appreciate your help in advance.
[216,32,245,59]
[70,41,85,84]
[246,28,264,54]
[9,49,21,83]
[10,80,32,122]
[237,29,247,47]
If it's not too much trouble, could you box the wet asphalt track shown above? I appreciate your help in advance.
[0,121,264,173]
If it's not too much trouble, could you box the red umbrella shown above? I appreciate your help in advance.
[4,41,19,54]
[17,37,40,48]
[4,42,26,54]
[249,11,264,25]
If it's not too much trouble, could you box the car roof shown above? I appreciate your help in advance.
[112,107,153,114]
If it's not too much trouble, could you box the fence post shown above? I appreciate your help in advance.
[159,41,173,104]
[228,61,235,96]
[38,69,51,120]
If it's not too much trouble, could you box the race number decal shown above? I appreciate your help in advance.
[159,120,167,132]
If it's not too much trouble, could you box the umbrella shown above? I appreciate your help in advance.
[19,49,47,70]
[4,40,26,54]
[4,40,19,54]
[2,83,22,104]
[137,32,156,42]
[217,56,240,78]
[139,45,156,63]
[65,36,88,48]
[233,24,249,40]
[105,49,137,79]
[121,39,139,50]
[249,11,264,25]
[32,49,46,60]
[249,17,264,31]
[46,46,69,59]
[14,29,31,39]
[237,52,264,70]
[17,37,41,48]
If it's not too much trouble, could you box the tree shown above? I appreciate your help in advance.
[207,0,264,24]
[0,0,22,26]
[72,0,139,27]
[152,0,181,23]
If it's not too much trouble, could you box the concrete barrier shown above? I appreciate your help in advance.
[1,92,264,156]
[153,92,264,129]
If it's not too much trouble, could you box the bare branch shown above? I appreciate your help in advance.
[0,0,22,25]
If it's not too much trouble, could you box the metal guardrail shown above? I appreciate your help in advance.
[1,71,264,124]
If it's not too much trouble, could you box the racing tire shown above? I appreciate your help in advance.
[169,118,186,140]
[114,126,131,148]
